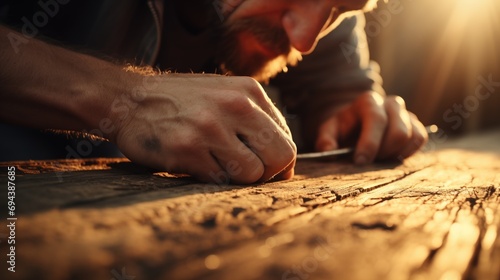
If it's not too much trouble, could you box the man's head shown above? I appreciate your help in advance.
[213,0,381,82]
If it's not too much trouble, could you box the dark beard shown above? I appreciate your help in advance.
[213,17,302,82]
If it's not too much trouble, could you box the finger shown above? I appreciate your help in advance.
[354,92,388,165]
[115,130,227,183]
[243,78,292,136]
[397,113,428,159]
[234,105,296,182]
[169,150,230,184]
[378,96,413,159]
[211,137,265,184]
[315,117,340,152]
[241,127,296,182]
[220,79,296,182]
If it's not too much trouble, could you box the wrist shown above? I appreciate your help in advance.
[75,64,148,142]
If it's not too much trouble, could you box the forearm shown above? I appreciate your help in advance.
[0,26,297,183]
[0,25,139,139]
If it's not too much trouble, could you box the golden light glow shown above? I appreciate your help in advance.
[455,0,487,12]
[438,0,497,64]
[415,0,499,122]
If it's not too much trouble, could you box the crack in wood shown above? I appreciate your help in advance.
[411,189,465,276]
[351,221,398,231]
[463,186,498,279]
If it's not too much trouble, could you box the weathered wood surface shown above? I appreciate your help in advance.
[0,130,499,280]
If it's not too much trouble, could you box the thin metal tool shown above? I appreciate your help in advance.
[296,125,439,160]
[297,147,353,159]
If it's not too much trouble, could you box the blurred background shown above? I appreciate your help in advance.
[366,0,500,135]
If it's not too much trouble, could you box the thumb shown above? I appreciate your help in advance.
[315,119,339,152]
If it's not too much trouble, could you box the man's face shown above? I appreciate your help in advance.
[214,0,379,82]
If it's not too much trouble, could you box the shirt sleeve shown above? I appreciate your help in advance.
[271,13,385,116]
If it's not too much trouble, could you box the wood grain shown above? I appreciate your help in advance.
[0,130,499,280]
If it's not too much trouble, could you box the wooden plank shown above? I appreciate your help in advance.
[165,160,499,280]
[0,130,499,280]
[0,159,196,216]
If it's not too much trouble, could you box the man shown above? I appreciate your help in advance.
[0,0,427,184]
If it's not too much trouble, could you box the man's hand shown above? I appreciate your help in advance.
[315,91,428,164]
[0,26,295,185]
[113,74,296,184]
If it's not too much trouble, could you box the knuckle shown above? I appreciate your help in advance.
[357,94,389,125]
[387,95,406,108]
[238,76,260,90]
[360,91,384,106]
[239,76,268,103]
[221,93,256,116]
